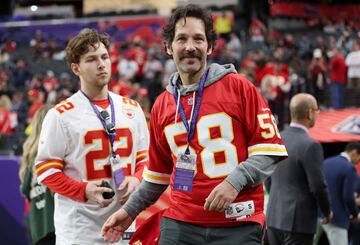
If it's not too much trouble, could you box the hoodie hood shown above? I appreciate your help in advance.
[166,63,237,96]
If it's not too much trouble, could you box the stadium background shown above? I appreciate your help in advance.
[0,0,359,244]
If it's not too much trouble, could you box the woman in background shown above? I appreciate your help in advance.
[19,104,55,245]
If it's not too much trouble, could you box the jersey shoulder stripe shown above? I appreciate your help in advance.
[35,159,64,182]
[248,143,287,156]
[143,166,171,185]
[35,159,64,174]
[136,150,148,163]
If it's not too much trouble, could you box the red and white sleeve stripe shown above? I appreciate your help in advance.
[35,159,64,183]
[35,159,87,202]
[134,150,148,181]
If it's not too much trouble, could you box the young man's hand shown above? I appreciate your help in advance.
[85,181,114,207]
[118,176,140,205]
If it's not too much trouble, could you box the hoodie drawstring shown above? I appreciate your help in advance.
[174,90,196,125]
[174,88,181,124]
[188,91,196,123]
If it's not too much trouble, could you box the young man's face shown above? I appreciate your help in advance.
[166,17,212,77]
[72,42,111,89]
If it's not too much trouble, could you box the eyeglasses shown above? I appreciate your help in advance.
[310,108,320,113]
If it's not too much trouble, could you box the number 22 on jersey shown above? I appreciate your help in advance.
[84,128,133,180]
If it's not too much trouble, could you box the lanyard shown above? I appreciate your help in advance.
[172,68,208,155]
[81,91,117,157]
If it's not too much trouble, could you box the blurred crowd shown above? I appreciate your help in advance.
[1,14,360,143]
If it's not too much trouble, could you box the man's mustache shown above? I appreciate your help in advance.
[180,52,201,60]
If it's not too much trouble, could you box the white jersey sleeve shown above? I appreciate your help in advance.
[134,102,149,167]
[35,107,68,183]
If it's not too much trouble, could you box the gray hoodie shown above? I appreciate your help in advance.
[166,63,237,96]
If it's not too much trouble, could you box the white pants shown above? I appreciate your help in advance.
[322,223,348,245]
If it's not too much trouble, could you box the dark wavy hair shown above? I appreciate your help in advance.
[65,28,110,67]
[162,4,217,52]
[345,142,360,154]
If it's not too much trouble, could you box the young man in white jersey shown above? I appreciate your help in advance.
[102,5,287,245]
[35,28,149,244]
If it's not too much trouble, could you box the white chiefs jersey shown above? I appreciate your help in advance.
[35,91,149,245]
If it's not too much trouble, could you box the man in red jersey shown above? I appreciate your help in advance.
[102,4,287,244]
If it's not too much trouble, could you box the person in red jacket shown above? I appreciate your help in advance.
[329,48,347,109]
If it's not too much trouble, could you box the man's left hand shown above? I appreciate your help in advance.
[117,176,140,205]
[204,180,239,212]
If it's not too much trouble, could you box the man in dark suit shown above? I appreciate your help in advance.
[320,142,360,245]
[266,93,332,245]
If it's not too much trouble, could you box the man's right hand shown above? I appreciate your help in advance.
[85,181,113,208]
[321,211,333,224]
[102,208,133,242]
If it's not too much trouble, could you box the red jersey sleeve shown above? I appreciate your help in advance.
[142,96,172,185]
[42,172,87,202]
[240,75,287,157]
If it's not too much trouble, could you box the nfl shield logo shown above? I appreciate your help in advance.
[333,115,360,135]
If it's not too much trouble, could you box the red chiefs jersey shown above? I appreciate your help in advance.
[143,73,287,227]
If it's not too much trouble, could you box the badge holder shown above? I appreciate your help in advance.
[110,154,125,188]
[173,153,196,192]
[171,69,208,193]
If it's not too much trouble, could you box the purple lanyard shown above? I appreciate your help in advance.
[172,68,209,155]
[81,91,117,157]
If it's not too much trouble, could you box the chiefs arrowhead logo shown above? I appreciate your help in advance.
[122,105,135,119]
